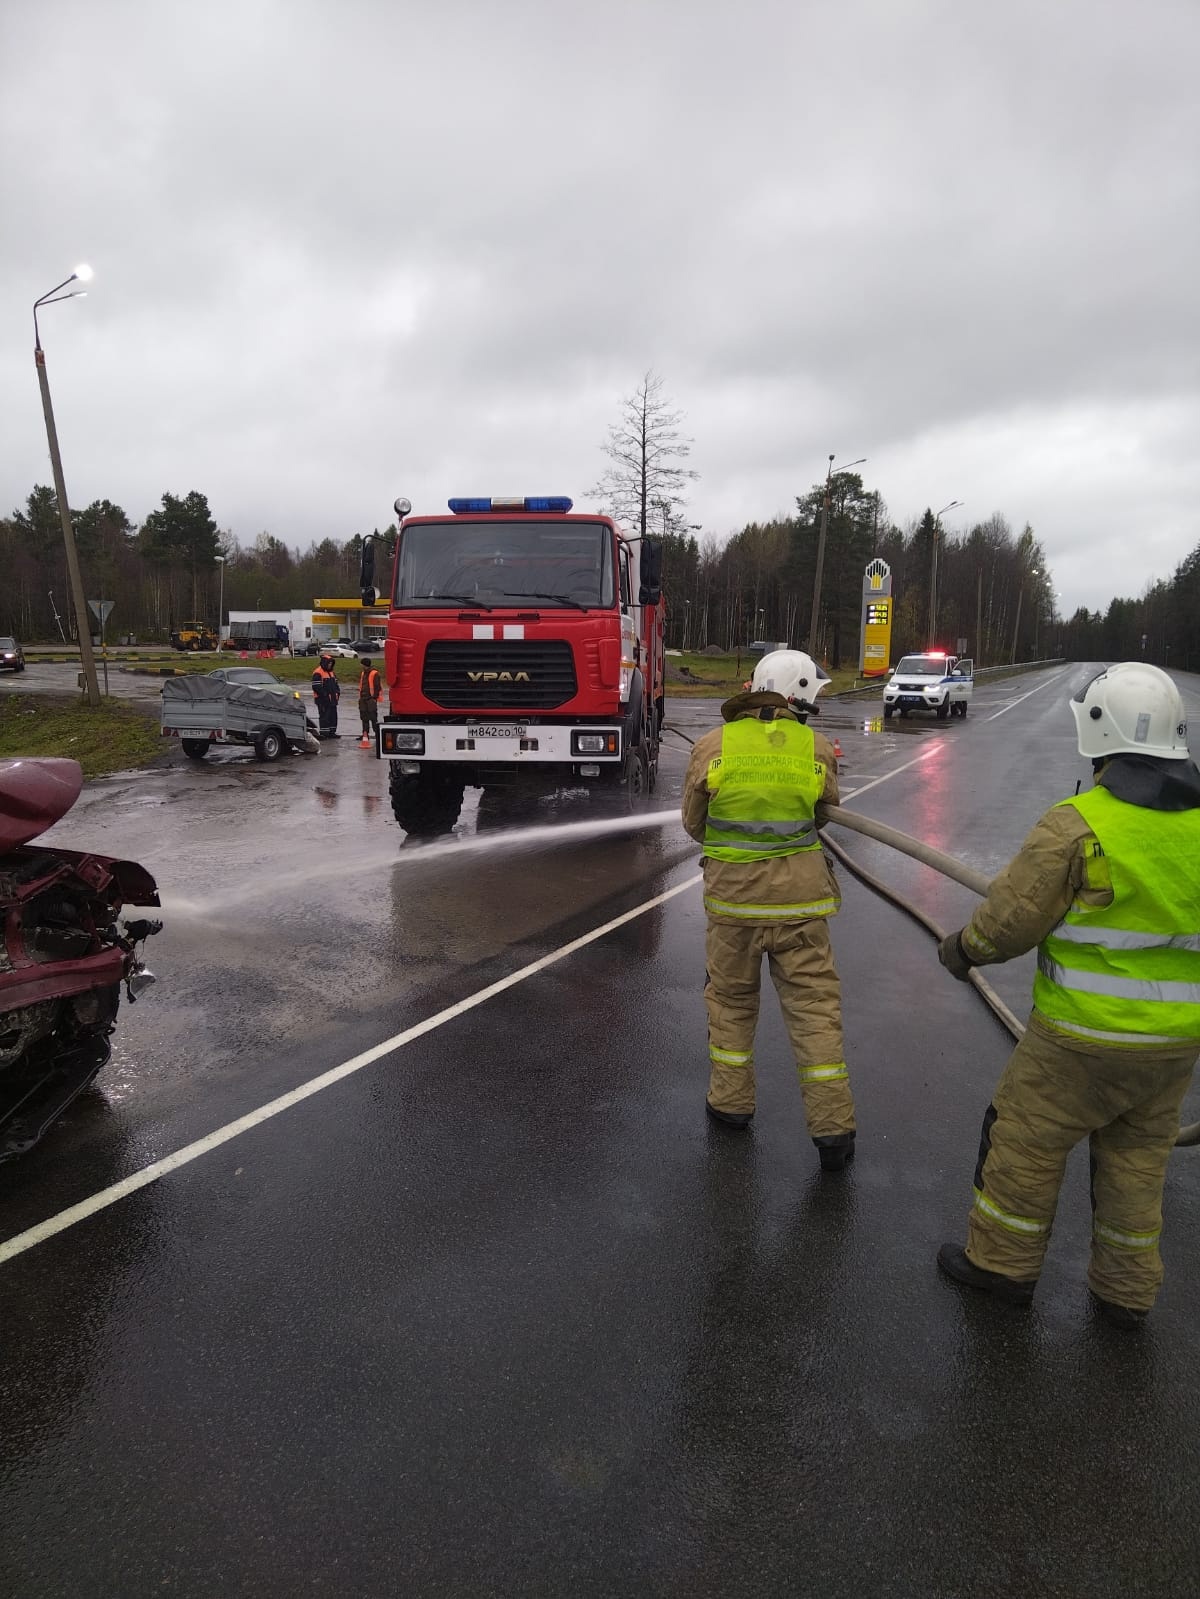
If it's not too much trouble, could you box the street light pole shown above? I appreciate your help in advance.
[34,266,100,709]
[215,555,226,650]
[927,500,962,644]
[808,454,866,658]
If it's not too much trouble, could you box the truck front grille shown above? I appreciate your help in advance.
[421,641,578,710]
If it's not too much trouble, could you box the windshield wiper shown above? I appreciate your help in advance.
[416,592,494,611]
[501,591,591,612]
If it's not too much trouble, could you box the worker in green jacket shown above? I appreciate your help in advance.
[937,662,1200,1328]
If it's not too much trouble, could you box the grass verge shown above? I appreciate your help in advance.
[0,695,164,779]
[665,653,872,698]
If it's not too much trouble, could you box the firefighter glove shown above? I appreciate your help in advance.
[938,930,975,982]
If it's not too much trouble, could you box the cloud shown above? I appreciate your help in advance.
[2,0,1198,612]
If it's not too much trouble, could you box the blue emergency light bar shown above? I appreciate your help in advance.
[447,496,574,515]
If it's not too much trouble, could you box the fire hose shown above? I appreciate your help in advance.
[661,730,1199,1148]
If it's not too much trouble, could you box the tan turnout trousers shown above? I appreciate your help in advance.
[704,918,855,1138]
[967,1015,1197,1310]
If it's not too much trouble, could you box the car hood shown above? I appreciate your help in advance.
[0,758,84,849]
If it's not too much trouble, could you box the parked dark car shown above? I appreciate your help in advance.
[206,666,290,688]
[0,637,26,673]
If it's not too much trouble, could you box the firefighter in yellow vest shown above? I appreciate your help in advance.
[682,650,856,1172]
[937,662,1200,1328]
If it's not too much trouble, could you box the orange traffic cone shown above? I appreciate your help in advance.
[833,737,844,759]
[358,735,371,748]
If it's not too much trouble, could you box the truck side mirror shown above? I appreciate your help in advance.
[638,538,663,606]
[360,537,376,607]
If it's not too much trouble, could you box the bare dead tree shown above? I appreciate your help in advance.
[589,370,699,537]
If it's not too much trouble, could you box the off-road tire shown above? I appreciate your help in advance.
[936,700,950,720]
[883,705,893,719]
[390,770,465,836]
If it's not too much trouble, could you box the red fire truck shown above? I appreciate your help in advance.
[360,495,666,835]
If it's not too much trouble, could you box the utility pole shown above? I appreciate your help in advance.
[808,454,865,658]
[1010,584,1023,664]
[927,500,962,644]
[34,268,101,708]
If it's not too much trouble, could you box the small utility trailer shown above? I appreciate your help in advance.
[161,676,320,763]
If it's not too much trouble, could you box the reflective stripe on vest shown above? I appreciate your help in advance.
[1032,787,1200,1044]
[702,716,825,865]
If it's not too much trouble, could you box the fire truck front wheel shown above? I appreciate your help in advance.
[389,769,465,837]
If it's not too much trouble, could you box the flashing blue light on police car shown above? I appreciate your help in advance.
[447,496,574,515]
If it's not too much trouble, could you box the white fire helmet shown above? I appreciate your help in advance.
[751,649,829,703]
[1070,663,1189,761]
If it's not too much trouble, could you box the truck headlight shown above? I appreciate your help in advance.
[383,729,424,754]
[572,730,618,756]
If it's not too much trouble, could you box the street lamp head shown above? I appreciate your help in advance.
[214,555,226,564]
[73,263,94,283]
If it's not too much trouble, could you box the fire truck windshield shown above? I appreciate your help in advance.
[394,520,615,609]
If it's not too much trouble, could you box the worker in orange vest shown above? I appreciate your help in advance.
[358,657,383,748]
[311,652,340,739]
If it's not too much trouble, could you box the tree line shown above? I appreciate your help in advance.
[0,486,391,643]
[588,372,1198,672]
[4,379,1197,673]
[650,487,1200,672]
[653,484,1056,668]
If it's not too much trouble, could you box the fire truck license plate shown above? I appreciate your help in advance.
[469,723,526,738]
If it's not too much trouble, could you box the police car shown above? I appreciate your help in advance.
[883,652,973,720]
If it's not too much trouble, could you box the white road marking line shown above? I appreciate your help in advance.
[986,668,1072,720]
[0,874,703,1267]
[841,741,944,799]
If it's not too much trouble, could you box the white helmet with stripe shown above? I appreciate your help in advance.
[1071,662,1188,761]
[751,649,829,703]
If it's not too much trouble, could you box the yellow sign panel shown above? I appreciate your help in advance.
[862,598,892,677]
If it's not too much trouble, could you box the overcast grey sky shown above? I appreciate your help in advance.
[3,0,1198,614]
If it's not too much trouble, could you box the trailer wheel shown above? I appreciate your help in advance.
[254,728,285,761]
[182,739,210,760]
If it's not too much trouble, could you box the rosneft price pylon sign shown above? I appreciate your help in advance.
[859,559,893,677]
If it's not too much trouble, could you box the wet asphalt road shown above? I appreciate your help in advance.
[3,667,1200,1597]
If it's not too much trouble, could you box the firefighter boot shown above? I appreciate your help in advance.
[937,1243,1036,1305]
[1090,1293,1148,1331]
[815,1132,856,1172]
[705,1100,753,1129]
